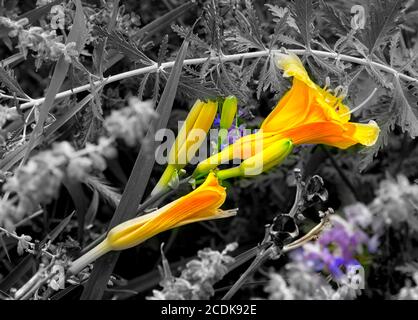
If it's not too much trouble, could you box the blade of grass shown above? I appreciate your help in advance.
[85,189,100,227]
[136,1,196,40]
[21,0,87,164]
[63,179,90,246]
[80,30,192,300]
[0,234,11,262]
[0,255,35,292]
[0,52,25,68]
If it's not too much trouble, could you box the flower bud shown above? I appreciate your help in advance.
[217,138,293,180]
[220,96,238,130]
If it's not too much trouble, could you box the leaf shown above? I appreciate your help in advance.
[85,176,121,209]
[225,3,265,52]
[365,63,392,89]
[172,24,210,51]
[85,189,100,228]
[361,0,404,56]
[265,4,298,32]
[96,28,154,66]
[0,52,25,68]
[0,234,11,262]
[160,71,220,101]
[138,72,151,100]
[0,255,35,292]
[267,8,292,48]
[136,1,197,40]
[394,78,418,138]
[93,0,120,76]
[318,0,350,35]
[276,34,305,48]
[0,66,30,98]
[290,0,315,49]
[21,0,87,164]
[89,76,104,121]
[310,52,343,76]
[241,57,261,90]
[80,27,192,300]
[359,96,396,170]
[42,212,75,245]
[63,180,90,245]
[157,35,169,67]
[257,55,284,98]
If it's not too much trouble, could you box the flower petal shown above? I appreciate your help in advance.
[280,120,379,149]
[107,173,226,250]
[261,79,314,132]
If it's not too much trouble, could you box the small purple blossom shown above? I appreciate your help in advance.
[213,112,248,150]
[293,214,378,279]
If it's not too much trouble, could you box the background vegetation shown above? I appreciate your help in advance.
[1,0,418,300]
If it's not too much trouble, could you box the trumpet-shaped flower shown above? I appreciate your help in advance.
[260,53,379,149]
[193,53,379,178]
[152,99,218,195]
[68,173,235,275]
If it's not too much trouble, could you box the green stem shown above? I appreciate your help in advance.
[151,164,177,196]
[68,239,111,275]
[216,166,241,180]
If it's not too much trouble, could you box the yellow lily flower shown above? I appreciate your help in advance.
[152,99,218,195]
[260,52,379,149]
[68,173,234,275]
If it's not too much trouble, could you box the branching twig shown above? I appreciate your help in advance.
[15,49,418,111]
[289,168,303,218]
[221,208,332,300]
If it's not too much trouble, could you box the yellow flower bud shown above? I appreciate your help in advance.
[216,138,293,180]
[220,95,238,130]
[68,173,235,275]
[152,99,218,195]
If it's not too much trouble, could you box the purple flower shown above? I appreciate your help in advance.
[318,225,368,262]
[213,114,221,127]
[213,112,248,150]
[294,215,376,279]
[296,245,360,279]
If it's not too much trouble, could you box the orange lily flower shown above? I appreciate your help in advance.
[260,52,379,149]
[68,173,234,274]
[193,53,379,177]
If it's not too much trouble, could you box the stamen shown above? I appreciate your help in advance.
[341,87,378,116]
